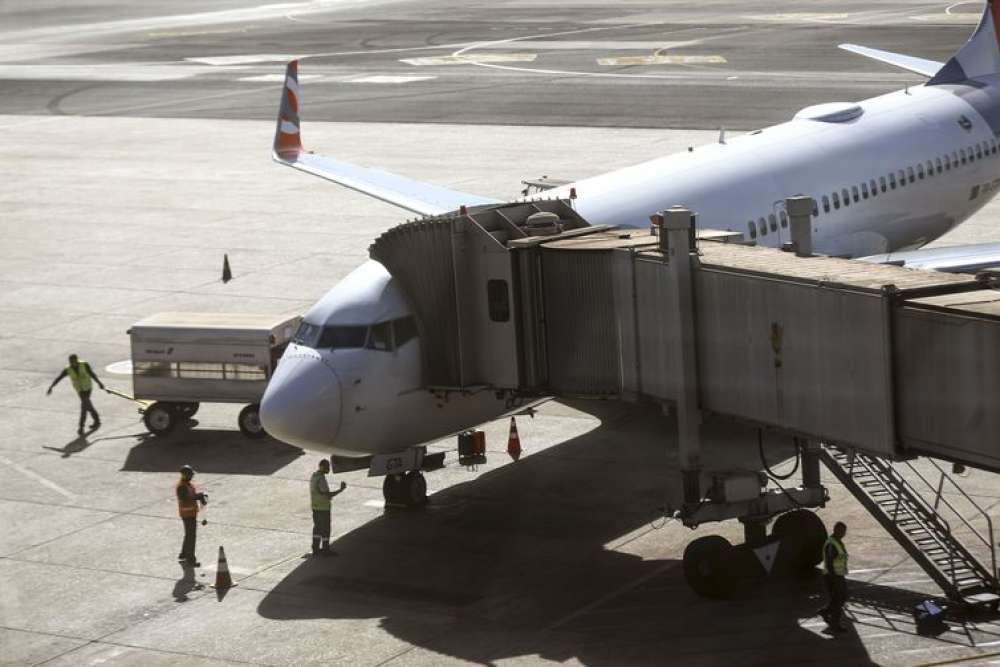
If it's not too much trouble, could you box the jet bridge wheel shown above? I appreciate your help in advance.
[683,535,736,599]
[143,402,176,436]
[771,509,827,576]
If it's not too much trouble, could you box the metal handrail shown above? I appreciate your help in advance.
[904,458,997,581]
[842,449,960,588]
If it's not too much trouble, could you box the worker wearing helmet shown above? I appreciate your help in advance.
[177,465,207,566]
[819,521,850,632]
[47,354,105,435]
[310,459,346,555]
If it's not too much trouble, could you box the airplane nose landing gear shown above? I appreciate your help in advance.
[383,471,428,508]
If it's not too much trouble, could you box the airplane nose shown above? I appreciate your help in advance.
[261,350,342,449]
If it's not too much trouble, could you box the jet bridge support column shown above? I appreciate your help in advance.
[786,195,814,257]
[660,207,703,504]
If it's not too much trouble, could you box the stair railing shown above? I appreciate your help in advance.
[902,458,997,583]
[836,447,960,590]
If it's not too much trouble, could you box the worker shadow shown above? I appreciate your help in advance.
[173,562,205,603]
[846,580,1000,646]
[120,428,304,476]
[257,402,878,665]
[42,433,94,458]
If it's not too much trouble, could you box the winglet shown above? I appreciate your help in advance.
[273,60,303,160]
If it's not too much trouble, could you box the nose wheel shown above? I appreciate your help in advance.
[383,471,427,508]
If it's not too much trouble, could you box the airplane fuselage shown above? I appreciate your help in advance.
[550,78,1000,258]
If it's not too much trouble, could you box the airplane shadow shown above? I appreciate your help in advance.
[120,424,304,476]
[257,401,879,665]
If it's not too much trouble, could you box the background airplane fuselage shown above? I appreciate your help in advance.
[552,78,1000,258]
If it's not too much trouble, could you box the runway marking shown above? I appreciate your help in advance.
[597,55,726,66]
[746,13,850,23]
[0,63,238,82]
[186,54,299,66]
[238,73,323,82]
[946,1,983,15]
[148,26,256,38]
[347,75,437,84]
[105,360,132,376]
[0,455,76,501]
[911,13,981,23]
[400,53,537,66]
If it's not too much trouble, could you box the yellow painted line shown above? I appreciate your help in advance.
[746,13,849,22]
[597,55,726,66]
[400,53,537,66]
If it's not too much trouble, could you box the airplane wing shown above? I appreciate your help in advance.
[859,242,1000,273]
[838,44,944,78]
[272,60,500,217]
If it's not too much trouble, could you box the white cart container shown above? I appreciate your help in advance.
[128,312,301,437]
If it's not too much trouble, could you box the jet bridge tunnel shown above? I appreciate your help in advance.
[370,198,1000,476]
[370,198,1000,603]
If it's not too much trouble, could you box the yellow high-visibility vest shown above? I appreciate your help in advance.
[311,471,331,511]
[824,536,848,576]
[67,362,92,393]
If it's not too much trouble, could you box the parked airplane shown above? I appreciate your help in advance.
[261,1,1000,505]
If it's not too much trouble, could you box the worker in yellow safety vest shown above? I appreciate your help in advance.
[176,465,207,567]
[310,459,346,555]
[818,521,850,633]
[47,354,106,435]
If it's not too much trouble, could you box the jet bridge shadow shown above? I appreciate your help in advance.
[119,425,304,475]
[257,401,878,665]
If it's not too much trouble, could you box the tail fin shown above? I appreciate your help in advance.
[929,0,1000,85]
[273,60,303,159]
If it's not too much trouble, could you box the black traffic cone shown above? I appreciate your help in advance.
[222,254,232,283]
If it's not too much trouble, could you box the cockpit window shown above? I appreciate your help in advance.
[367,322,391,351]
[318,326,367,349]
[292,322,322,348]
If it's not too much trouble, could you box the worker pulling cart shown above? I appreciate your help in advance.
[125,312,301,438]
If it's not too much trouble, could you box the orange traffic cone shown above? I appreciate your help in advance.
[222,254,232,283]
[507,417,522,461]
[212,546,236,590]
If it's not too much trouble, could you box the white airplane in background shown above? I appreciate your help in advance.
[261,1,1000,504]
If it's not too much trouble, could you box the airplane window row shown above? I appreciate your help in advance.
[745,136,1000,241]
[293,316,418,352]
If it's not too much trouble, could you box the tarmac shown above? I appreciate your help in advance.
[5,1,1000,665]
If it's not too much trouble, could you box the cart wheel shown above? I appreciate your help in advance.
[238,404,266,439]
[144,402,176,436]
[176,402,199,419]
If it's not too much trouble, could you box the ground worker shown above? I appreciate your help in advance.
[819,521,850,632]
[176,465,207,566]
[47,354,105,435]
[310,459,346,555]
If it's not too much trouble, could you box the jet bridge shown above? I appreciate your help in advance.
[370,198,1000,604]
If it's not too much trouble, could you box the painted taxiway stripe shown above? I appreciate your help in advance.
[237,73,436,84]
[746,13,850,22]
[597,55,726,66]
[187,54,298,65]
[400,53,537,66]
[347,75,437,83]
[0,64,242,82]
[0,455,76,501]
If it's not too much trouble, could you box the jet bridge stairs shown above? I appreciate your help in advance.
[821,446,999,609]
[369,197,1000,604]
